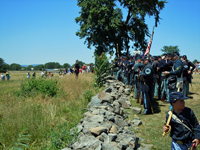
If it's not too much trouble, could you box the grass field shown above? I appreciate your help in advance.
[0,72,200,149]
[130,74,200,150]
[0,72,98,149]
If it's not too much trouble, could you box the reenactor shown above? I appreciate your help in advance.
[157,54,168,101]
[139,56,155,115]
[116,56,124,82]
[164,52,183,110]
[163,92,200,149]
[164,53,174,102]
[124,56,129,85]
[183,55,195,96]
[152,56,159,100]
[133,55,144,99]
[126,56,135,88]
[181,55,195,97]
[111,58,119,78]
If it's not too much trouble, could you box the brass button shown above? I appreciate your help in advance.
[185,134,187,136]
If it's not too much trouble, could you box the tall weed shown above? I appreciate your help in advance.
[16,78,61,97]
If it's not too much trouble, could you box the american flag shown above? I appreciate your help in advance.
[144,26,155,56]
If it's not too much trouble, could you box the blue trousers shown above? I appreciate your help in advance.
[171,139,195,150]
[129,73,134,85]
[154,82,158,97]
[116,69,124,82]
[183,81,189,97]
[124,75,128,85]
[134,75,139,99]
[165,79,170,102]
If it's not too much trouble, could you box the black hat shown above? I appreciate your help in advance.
[167,53,172,57]
[152,56,158,60]
[169,92,188,104]
[158,56,161,59]
[144,56,151,61]
[163,53,167,57]
[183,55,187,59]
[172,52,180,56]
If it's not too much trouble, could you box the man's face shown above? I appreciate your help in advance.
[180,57,184,62]
[173,55,178,61]
[168,56,172,60]
[172,99,185,110]
[137,59,141,63]
[144,60,148,65]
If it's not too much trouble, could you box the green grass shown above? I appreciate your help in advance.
[0,72,97,149]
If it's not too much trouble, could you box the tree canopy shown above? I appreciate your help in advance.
[9,63,21,71]
[75,0,166,56]
[0,58,9,73]
[44,62,62,69]
[63,63,71,69]
[161,45,180,55]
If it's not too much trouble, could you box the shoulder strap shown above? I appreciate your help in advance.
[168,111,193,134]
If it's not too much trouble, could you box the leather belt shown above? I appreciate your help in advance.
[176,140,191,145]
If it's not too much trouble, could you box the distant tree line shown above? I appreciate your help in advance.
[0,58,94,72]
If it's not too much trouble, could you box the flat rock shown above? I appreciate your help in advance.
[98,92,113,103]
[132,120,142,126]
[131,107,142,114]
[114,117,127,127]
[72,135,102,150]
[118,100,130,108]
[87,115,104,123]
[109,125,117,134]
[91,94,101,107]
[89,127,108,136]
[102,142,120,150]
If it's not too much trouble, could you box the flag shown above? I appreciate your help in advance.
[144,26,155,56]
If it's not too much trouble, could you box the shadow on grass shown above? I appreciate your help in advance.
[189,92,198,95]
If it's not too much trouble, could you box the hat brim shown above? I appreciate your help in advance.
[179,96,188,100]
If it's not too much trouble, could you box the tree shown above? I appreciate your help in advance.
[0,58,9,73]
[63,63,70,69]
[44,62,62,69]
[9,63,21,71]
[161,45,180,55]
[34,64,44,71]
[27,65,34,71]
[193,59,198,64]
[75,0,166,56]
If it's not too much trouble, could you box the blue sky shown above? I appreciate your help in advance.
[0,0,200,66]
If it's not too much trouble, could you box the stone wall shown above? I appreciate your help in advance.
[62,76,150,150]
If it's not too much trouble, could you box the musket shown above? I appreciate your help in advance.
[117,43,119,57]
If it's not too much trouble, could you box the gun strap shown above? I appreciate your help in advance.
[168,111,194,134]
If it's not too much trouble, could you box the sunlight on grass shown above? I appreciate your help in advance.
[0,72,96,149]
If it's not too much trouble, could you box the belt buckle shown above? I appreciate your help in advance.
[177,141,183,145]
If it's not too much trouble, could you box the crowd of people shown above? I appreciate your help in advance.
[111,52,196,115]
[112,52,200,149]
